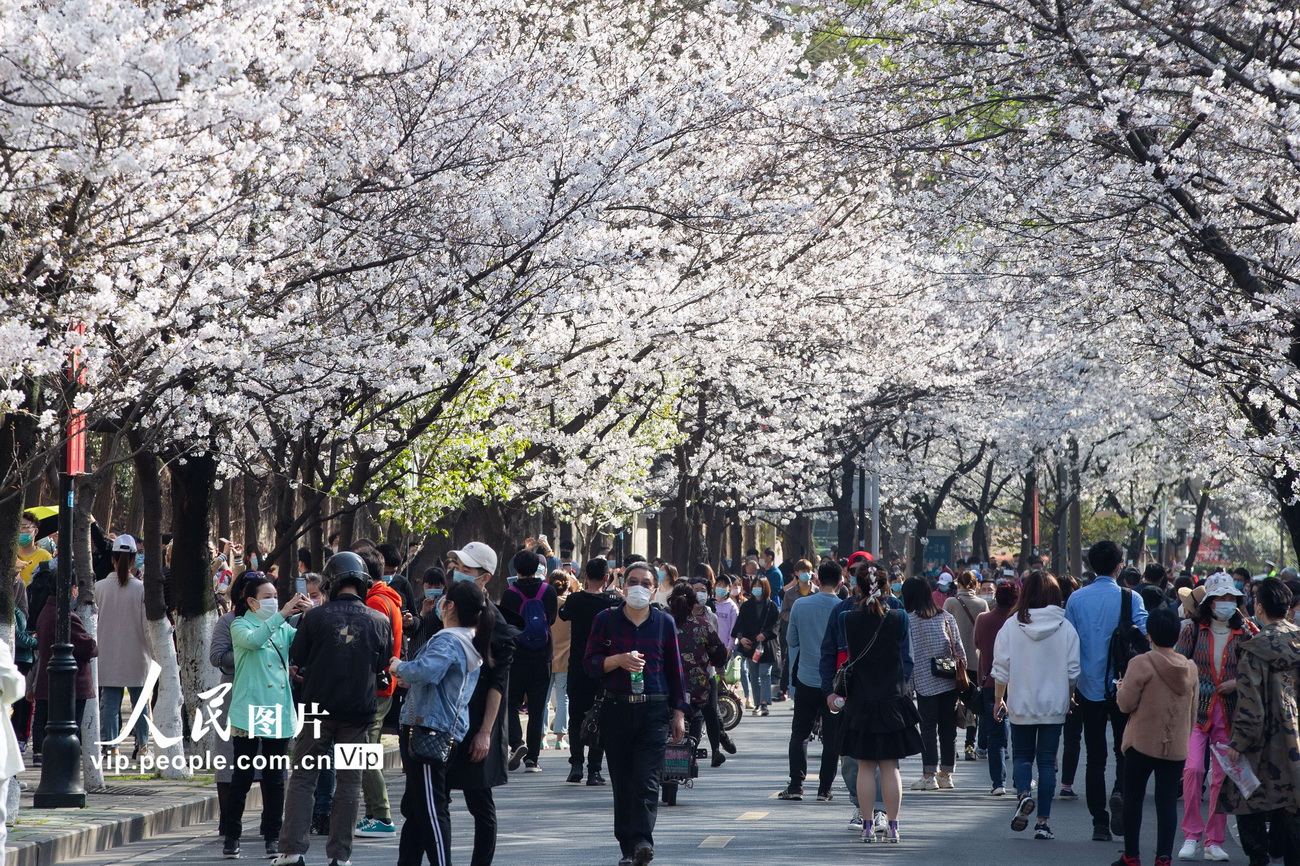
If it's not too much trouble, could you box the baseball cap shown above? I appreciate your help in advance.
[113,534,138,554]
[937,573,952,587]
[450,542,498,574]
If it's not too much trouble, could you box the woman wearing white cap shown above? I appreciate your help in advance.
[1173,572,1255,862]
[94,534,155,763]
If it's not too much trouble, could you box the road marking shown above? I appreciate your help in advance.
[737,811,768,820]
[699,836,734,849]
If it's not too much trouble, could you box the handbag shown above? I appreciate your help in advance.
[580,611,616,745]
[832,612,884,697]
[929,616,963,684]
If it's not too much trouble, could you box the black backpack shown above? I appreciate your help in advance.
[1106,588,1148,701]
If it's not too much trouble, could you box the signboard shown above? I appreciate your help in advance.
[922,530,955,574]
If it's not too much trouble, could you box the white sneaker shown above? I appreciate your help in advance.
[911,775,938,790]
[872,810,889,836]
[1204,844,1229,861]
[847,808,864,831]
[1178,839,1198,860]
[990,786,1007,796]
[936,772,955,789]
[271,857,306,866]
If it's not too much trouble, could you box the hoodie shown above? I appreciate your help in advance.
[1117,648,1197,760]
[396,627,483,741]
[991,605,1081,725]
[367,581,405,697]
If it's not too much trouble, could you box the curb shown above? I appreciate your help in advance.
[8,746,402,866]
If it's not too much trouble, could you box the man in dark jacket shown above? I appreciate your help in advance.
[560,558,620,784]
[444,541,517,866]
[499,549,558,773]
[275,553,391,866]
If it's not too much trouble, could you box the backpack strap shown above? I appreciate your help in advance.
[530,583,547,603]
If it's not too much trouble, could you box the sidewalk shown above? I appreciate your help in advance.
[6,740,401,866]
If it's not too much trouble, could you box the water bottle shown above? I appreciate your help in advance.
[829,695,846,714]
[630,651,644,695]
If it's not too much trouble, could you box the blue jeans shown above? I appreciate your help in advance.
[1011,722,1062,820]
[99,686,150,747]
[546,671,569,734]
[744,660,772,706]
[981,687,1009,787]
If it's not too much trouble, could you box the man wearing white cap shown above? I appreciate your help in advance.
[443,542,519,866]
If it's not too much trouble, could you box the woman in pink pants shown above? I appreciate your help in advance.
[1173,574,1254,862]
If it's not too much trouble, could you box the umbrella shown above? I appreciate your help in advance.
[24,506,59,540]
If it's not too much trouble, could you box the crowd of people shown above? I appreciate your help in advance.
[7,514,1300,866]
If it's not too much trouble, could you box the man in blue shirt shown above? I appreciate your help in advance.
[778,561,845,801]
[1063,540,1148,842]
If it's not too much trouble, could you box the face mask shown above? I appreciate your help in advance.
[798,572,811,583]
[249,555,259,570]
[17,533,32,547]
[695,591,708,605]
[425,588,443,600]
[308,598,320,607]
[251,600,276,620]
[1212,601,1237,621]
[729,586,740,597]
[625,585,652,610]
[891,583,903,594]
[715,587,728,599]
[453,570,475,583]
[382,575,393,584]
[979,594,994,603]
[1235,581,1245,592]
[135,553,146,571]
[507,576,518,587]
[752,587,764,599]
[656,568,666,580]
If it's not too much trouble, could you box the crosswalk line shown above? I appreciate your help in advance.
[699,836,734,848]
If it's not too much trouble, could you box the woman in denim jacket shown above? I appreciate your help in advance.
[390,580,496,866]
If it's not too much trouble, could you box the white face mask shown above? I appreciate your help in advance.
[695,591,708,605]
[626,585,652,610]
[1212,601,1237,622]
[251,598,276,620]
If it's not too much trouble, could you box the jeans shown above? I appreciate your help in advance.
[744,659,772,707]
[1122,747,1183,860]
[278,717,369,864]
[601,699,670,858]
[99,686,150,747]
[361,695,393,821]
[1182,702,1229,846]
[508,653,551,763]
[566,672,605,773]
[980,687,1008,787]
[397,740,450,866]
[1076,693,1128,829]
[788,676,838,792]
[1011,723,1061,820]
[915,690,958,773]
[547,671,568,735]
[227,735,289,842]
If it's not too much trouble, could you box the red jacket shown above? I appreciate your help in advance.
[367,582,404,697]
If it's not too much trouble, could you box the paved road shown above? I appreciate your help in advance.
[60,701,1242,865]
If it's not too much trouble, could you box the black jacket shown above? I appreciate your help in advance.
[290,594,392,725]
[734,598,780,665]
[499,577,558,659]
[447,600,518,790]
[559,590,620,677]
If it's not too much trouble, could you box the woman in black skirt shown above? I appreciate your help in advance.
[834,568,923,843]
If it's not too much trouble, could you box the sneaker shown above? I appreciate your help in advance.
[1156,858,1173,866]
[270,856,305,866]
[587,771,607,786]
[711,752,726,768]
[566,767,584,783]
[777,784,803,801]
[872,810,889,839]
[886,820,899,843]
[1178,840,1198,860]
[976,748,988,759]
[264,839,277,858]
[524,760,542,773]
[817,789,833,801]
[1094,826,1115,842]
[965,745,977,761]
[632,843,654,866]
[354,818,396,838]
[759,704,770,717]
[721,735,737,755]
[936,772,955,789]
[911,775,938,790]
[1059,784,1078,800]
[1035,823,1055,840]
[1111,855,1141,866]
[327,861,352,866]
[1011,794,1036,832]
[1203,845,1229,862]
[1110,792,1126,837]
[223,838,241,859]
[310,813,330,836]
[507,744,527,771]
[847,808,864,831]
[990,786,1007,796]
[32,753,41,767]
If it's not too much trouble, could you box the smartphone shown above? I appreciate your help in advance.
[295,577,307,596]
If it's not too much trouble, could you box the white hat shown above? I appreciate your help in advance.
[449,542,497,574]
[937,573,952,587]
[113,534,138,554]
[1204,572,1243,598]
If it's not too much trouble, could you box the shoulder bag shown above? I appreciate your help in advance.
[579,611,616,745]
[929,614,960,681]
[410,638,472,763]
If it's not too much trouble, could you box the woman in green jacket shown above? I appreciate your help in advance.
[226,574,309,859]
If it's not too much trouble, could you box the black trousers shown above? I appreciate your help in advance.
[1122,747,1183,860]
[398,750,451,866]
[1239,810,1300,866]
[1076,693,1128,829]
[1061,698,1083,785]
[508,653,551,763]
[227,735,289,842]
[446,785,497,866]
[567,672,605,772]
[788,676,838,792]
[916,690,958,772]
[601,700,670,857]
[777,620,791,693]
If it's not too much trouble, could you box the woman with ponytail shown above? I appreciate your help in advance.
[389,579,493,866]
[93,534,154,764]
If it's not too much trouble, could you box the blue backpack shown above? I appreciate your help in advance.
[511,583,550,650]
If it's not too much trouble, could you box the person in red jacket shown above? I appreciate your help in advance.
[33,583,98,764]
[355,545,404,839]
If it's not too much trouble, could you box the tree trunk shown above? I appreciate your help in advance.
[1019,464,1038,569]
[1184,484,1212,571]
[833,455,857,560]
[242,472,264,554]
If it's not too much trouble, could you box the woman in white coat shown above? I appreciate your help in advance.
[94,535,155,761]
[992,571,1081,842]
[0,634,26,864]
